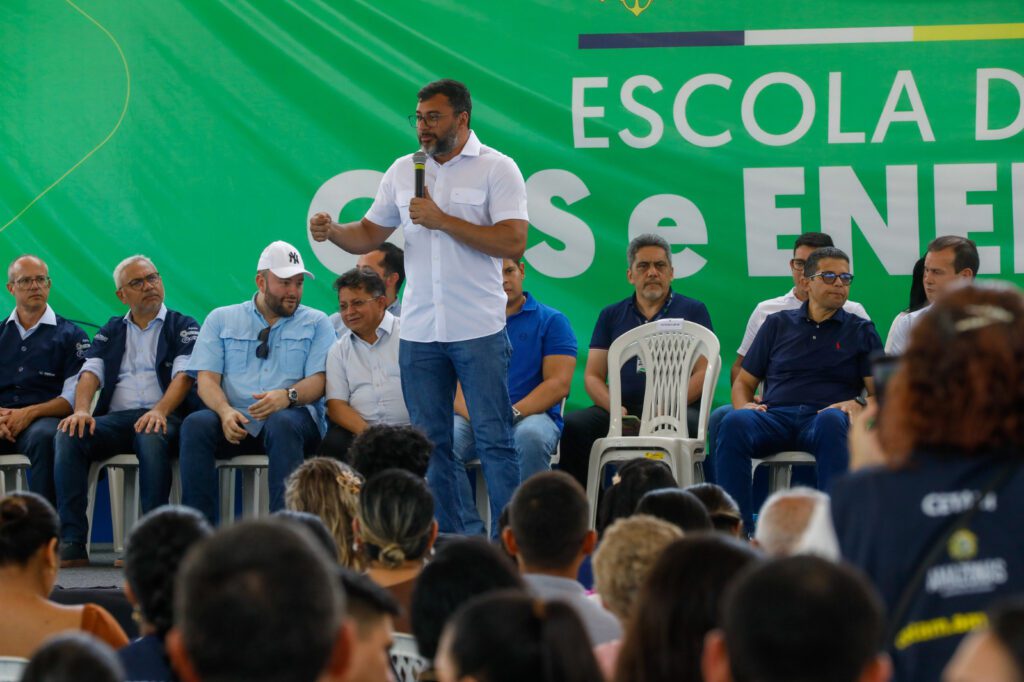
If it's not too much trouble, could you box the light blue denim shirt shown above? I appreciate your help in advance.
[188,297,335,436]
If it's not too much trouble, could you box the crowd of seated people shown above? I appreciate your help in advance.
[4,227,1023,682]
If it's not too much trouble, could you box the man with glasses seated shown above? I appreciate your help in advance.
[0,255,90,505]
[715,246,882,534]
[179,241,336,524]
[705,232,870,482]
[56,255,200,566]
[321,268,408,462]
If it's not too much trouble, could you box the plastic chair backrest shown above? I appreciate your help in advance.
[389,633,428,682]
[606,319,720,440]
[0,656,28,682]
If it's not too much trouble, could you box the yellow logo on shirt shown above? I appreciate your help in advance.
[948,529,979,561]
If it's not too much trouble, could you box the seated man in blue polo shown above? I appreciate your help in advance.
[55,255,200,566]
[558,233,713,487]
[0,255,90,504]
[451,257,577,535]
[321,267,409,462]
[180,241,336,523]
[716,246,882,533]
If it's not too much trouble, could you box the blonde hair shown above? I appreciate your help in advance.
[285,458,364,570]
[592,514,683,622]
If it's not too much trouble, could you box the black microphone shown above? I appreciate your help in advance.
[413,150,426,198]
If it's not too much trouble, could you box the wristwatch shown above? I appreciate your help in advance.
[511,406,523,423]
[854,395,868,407]
[287,387,299,406]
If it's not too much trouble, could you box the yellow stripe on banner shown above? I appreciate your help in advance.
[915,23,1024,42]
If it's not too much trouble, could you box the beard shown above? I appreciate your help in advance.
[263,289,299,318]
[422,123,459,157]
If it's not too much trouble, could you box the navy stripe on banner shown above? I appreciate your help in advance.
[578,31,745,49]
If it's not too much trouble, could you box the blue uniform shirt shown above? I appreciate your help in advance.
[590,291,713,413]
[506,292,577,430]
[188,297,336,436]
[0,306,89,408]
[742,302,882,410]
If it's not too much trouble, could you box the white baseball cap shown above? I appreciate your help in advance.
[257,241,315,280]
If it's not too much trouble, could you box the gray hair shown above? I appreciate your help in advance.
[754,488,834,558]
[7,254,46,282]
[113,255,156,288]
[627,234,672,268]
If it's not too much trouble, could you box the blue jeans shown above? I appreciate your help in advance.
[705,404,734,484]
[400,330,517,535]
[452,413,561,535]
[716,405,850,533]
[179,407,320,524]
[0,416,61,504]
[54,409,181,545]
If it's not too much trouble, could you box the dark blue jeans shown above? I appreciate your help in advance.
[400,330,517,536]
[0,416,61,504]
[716,405,850,533]
[179,407,321,524]
[54,409,181,544]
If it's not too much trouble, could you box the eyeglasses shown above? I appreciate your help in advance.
[338,297,382,312]
[255,326,271,360]
[11,276,51,290]
[407,112,450,128]
[809,271,855,286]
[789,258,806,271]
[122,272,162,291]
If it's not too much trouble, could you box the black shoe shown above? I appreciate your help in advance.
[60,542,89,568]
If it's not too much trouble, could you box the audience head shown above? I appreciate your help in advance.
[924,235,979,303]
[686,483,744,536]
[273,509,340,559]
[0,493,60,589]
[21,633,122,682]
[123,506,212,639]
[703,555,888,682]
[285,457,364,568]
[626,234,674,305]
[356,242,405,302]
[790,232,834,291]
[168,519,349,682]
[592,515,682,623]
[338,568,401,682]
[754,488,839,559]
[596,458,677,537]
[635,487,713,532]
[615,534,761,682]
[7,254,51,314]
[504,471,594,574]
[349,424,431,479]
[880,282,1024,463]
[411,538,525,660]
[356,468,437,569]
[436,591,603,682]
[945,596,1024,682]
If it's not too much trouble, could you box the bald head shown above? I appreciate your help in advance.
[754,488,834,558]
[7,255,47,282]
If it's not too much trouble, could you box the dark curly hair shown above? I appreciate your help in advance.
[123,506,212,638]
[349,424,432,480]
[880,282,1024,464]
[0,492,58,566]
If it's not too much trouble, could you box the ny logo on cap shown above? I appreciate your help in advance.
[288,251,299,264]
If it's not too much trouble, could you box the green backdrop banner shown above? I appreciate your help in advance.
[3,1,1023,407]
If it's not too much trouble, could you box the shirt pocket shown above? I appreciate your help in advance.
[221,335,251,374]
[280,327,314,377]
[450,186,486,207]
[397,189,414,224]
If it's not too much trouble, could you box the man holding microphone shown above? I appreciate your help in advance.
[310,78,528,535]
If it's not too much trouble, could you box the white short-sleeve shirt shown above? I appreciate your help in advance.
[737,288,872,356]
[325,312,409,426]
[364,131,528,343]
[885,305,929,355]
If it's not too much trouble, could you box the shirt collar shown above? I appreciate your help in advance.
[7,304,57,334]
[343,310,395,344]
[124,303,167,329]
[508,292,538,320]
[630,289,675,322]
[459,130,482,157]
[799,300,849,323]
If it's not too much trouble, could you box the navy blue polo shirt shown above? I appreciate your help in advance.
[590,291,713,412]
[742,302,881,410]
[0,311,90,408]
[507,292,577,430]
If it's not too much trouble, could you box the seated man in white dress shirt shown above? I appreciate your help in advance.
[321,268,408,462]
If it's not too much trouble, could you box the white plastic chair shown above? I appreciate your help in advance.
[0,656,28,682]
[752,451,817,493]
[586,319,721,528]
[389,633,428,682]
[216,455,270,525]
[0,454,31,495]
[85,454,140,554]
